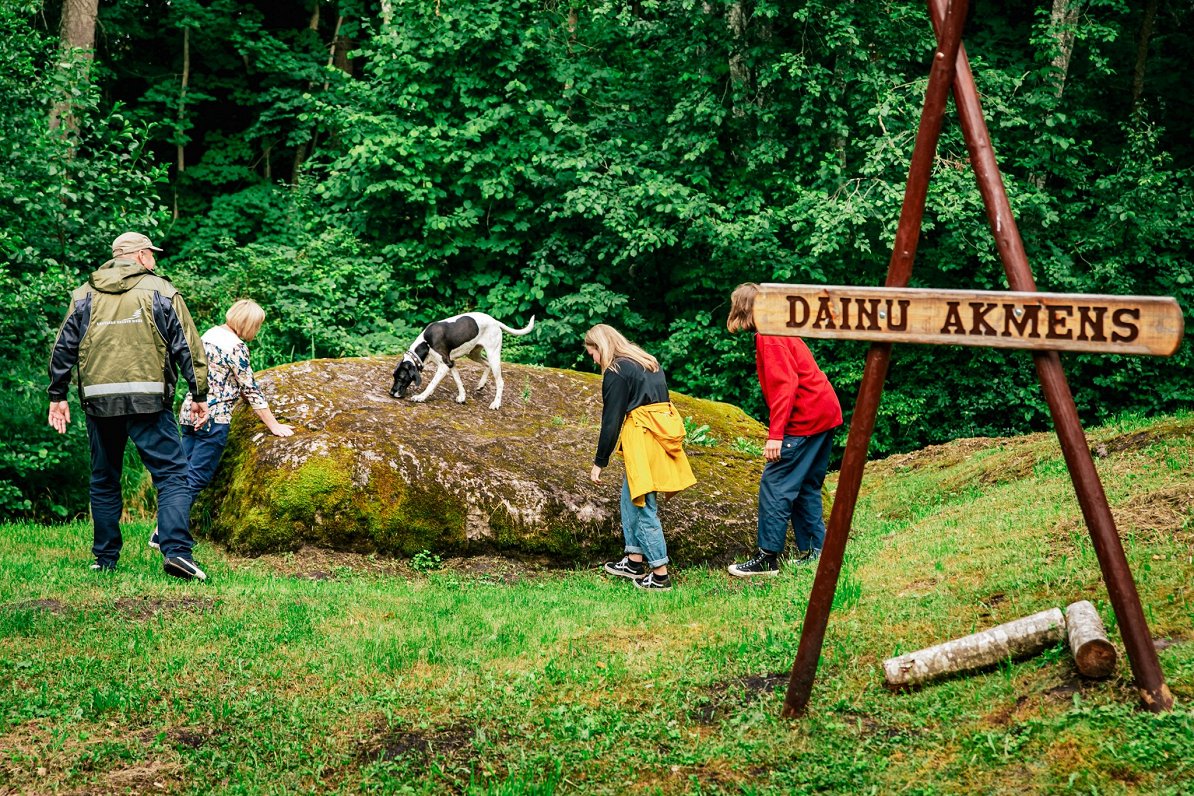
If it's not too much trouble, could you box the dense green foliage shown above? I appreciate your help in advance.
[4,0,1192,518]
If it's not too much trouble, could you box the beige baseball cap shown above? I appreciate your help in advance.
[111,232,163,257]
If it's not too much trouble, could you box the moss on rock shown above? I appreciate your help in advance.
[194,357,773,565]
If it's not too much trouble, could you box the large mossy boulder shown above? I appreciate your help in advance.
[194,357,771,565]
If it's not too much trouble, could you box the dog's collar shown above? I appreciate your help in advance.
[403,350,424,370]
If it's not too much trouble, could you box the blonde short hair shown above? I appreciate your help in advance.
[225,299,266,341]
[726,282,759,333]
[583,324,659,373]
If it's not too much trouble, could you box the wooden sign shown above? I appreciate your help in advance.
[783,0,1175,720]
[755,284,1184,356]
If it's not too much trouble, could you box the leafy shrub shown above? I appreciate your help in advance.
[0,1,167,519]
[732,437,764,457]
[683,417,718,448]
[0,378,90,520]
[173,213,413,368]
[410,549,443,573]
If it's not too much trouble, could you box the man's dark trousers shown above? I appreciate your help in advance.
[86,410,193,566]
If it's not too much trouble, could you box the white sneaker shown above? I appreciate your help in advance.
[163,557,207,581]
[148,527,160,550]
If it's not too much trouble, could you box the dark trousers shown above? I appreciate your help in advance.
[86,411,193,563]
[180,421,231,497]
[757,429,834,555]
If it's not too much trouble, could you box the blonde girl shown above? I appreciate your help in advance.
[584,324,695,590]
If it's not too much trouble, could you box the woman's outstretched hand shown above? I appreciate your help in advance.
[590,465,602,483]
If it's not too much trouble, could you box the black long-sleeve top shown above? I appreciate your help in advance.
[593,357,671,467]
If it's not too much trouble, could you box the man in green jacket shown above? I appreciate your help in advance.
[48,232,211,581]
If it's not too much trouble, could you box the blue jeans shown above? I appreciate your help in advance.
[757,430,833,555]
[180,421,231,499]
[86,411,193,563]
[620,478,669,568]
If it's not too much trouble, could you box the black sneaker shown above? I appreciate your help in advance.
[90,561,116,572]
[792,548,822,567]
[148,527,160,550]
[634,572,672,591]
[727,550,780,578]
[603,556,647,579]
[164,557,208,582]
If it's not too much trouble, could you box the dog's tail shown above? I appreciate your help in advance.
[495,315,536,336]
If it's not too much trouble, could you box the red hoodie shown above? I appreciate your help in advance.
[756,334,842,440]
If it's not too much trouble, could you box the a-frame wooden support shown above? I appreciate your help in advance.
[773,0,1176,717]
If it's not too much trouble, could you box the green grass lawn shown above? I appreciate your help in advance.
[2,414,1192,794]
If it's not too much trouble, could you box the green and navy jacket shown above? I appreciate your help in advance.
[48,258,208,417]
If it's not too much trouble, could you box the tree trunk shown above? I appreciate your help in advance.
[1065,600,1117,678]
[49,0,100,133]
[1131,0,1159,110]
[333,33,354,76]
[1047,0,1082,99]
[296,12,349,182]
[727,1,749,117]
[883,608,1066,689]
[291,5,323,182]
[174,27,191,221]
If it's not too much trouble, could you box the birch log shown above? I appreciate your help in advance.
[883,608,1066,689]
[1065,600,1117,678]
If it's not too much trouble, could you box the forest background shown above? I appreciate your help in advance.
[2,0,1191,521]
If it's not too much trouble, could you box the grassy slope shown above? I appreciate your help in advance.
[0,413,1191,795]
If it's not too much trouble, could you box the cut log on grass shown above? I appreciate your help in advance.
[883,608,1066,689]
[1065,600,1117,678]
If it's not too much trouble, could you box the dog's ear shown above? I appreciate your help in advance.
[413,367,423,387]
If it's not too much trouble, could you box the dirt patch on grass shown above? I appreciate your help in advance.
[362,721,479,765]
[882,437,1022,473]
[692,672,789,723]
[248,545,409,580]
[243,545,561,584]
[439,554,562,583]
[941,450,1044,492]
[0,720,185,795]
[1154,636,1189,652]
[1044,683,1081,701]
[89,760,183,794]
[2,598,70,615]
[1050,483,1193,555]
[897,578,940,598]
[1115,485,1194,540]
[839,708,922,740]
[1096,417,1194,455]
[114,596,219,620]
[137,726,216,750]
[738,672,787,694]
[663,760,749,790]
[1037,669,1122,705]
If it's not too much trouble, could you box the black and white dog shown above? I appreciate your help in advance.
[390,312,535,410]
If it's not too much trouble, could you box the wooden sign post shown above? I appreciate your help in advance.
[773,0,1180,717]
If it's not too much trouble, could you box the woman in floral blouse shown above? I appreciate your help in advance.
[174,299,292,512]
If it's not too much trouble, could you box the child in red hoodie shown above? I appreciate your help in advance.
[725,283,842,577]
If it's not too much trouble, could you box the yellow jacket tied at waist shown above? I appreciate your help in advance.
[618,402,697,507]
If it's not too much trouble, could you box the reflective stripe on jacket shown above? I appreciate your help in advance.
[617,401,697,507]
[48,258,208,417]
